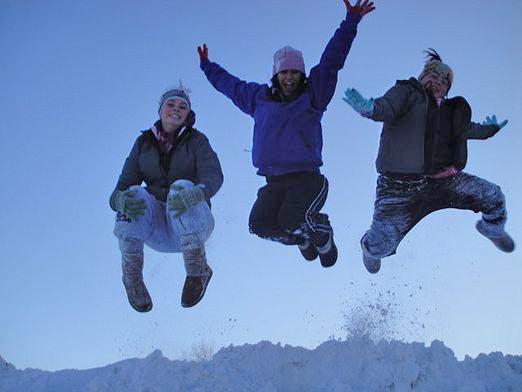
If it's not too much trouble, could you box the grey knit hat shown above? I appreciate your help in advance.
[158,88,191,115]
[418,49,454,92]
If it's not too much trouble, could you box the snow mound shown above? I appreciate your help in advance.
[0,356,16,374]
[1,338,521,392]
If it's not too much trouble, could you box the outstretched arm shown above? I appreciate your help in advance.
[308,0,375,110]
[342,88,374,117]
[198,43,264,116]
[467,114,508,140]
[343,83,412,123]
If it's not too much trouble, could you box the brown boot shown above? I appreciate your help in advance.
[181,246,212,308]
[122,251,153,313]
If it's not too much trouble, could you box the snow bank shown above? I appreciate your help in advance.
[1,337,521,392]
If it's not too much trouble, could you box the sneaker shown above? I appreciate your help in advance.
[317,234,338,268]
[363,253,381,274]
[181,266,213,308]
[476,220,515,253]
[122,251,152,313]
[298,240,319,261]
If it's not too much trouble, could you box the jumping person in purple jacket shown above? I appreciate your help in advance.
[198,0,375,267]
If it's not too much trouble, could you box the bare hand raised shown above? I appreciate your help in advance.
[197,44,209,62]
[344,0,375,17]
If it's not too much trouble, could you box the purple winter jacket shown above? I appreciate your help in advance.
[201,12,362,177]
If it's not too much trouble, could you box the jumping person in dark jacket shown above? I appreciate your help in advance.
[343,49,515,274]
[198,0,375,267]
[110,87,223,311]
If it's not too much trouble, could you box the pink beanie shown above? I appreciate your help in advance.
[272,46,305,76]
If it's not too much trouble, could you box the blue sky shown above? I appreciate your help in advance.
[1,0,521,371]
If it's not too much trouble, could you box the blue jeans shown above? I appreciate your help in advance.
[113,180,214,274]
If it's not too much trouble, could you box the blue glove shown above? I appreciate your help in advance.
[113,187,146,220]
[482,114,508,130]
[168,184,206,218]
[342,88,374,117]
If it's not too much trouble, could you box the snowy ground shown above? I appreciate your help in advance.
[1,337,521,392]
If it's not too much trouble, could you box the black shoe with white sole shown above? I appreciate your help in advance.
[298,240,319,261]
[317,235,338,268]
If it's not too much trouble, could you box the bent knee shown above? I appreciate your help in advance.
[170,179,195,192]
[248,219,279,239]
[172,179,195,188]
[128,185,149,199]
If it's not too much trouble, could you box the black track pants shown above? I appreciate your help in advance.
[249,171,333,246]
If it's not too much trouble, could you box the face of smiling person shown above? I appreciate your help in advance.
[420,70,450,100]
[276,69,303,98]
[160,98,190,132]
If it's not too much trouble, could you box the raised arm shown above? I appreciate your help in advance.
[343,82,413,123]
[198,43,264,116]
[466,114,508,140]
[308,0,375,110]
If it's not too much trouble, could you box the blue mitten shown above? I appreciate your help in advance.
[482,114,508,129]
[342,88,374,117]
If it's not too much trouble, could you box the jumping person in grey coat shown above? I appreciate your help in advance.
[110,87,223,311]
[342,49,515,274]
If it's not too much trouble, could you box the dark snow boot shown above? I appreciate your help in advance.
[181,265,213,308]
[181,244,213,308]
[317,234,338,268]
[476,220,515,253]
[363,253,381,274]
[122,251,153,313]
[298,240,319,261]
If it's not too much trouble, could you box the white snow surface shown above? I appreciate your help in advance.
[1,338,521,392]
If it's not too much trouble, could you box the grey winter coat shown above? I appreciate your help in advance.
[110,117,223,211]
[368,77,500,174]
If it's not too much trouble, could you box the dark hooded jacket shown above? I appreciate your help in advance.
[109,111,223,211]
[368,77,500,174]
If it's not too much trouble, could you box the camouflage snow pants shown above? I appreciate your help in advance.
[361,172,508,259]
